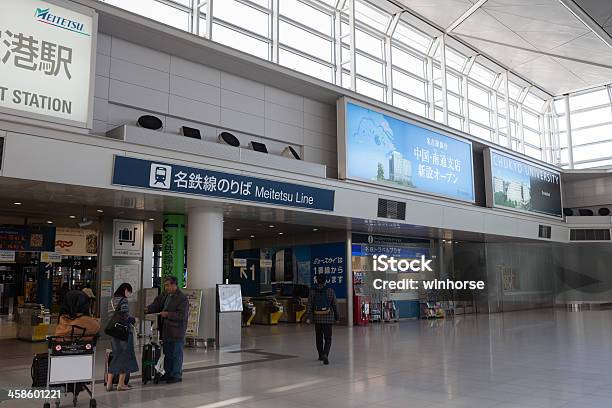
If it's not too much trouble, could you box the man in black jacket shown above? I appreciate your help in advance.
[146,276,189,383]
[305,274,339,365]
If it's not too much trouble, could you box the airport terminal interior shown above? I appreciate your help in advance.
[3,0,612,407]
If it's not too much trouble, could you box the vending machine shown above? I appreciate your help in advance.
[353,294,370,326]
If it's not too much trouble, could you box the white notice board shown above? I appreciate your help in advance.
[113,263,140,302]
[218,284,243,313]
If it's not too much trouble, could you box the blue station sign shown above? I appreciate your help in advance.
[112,156,335,211]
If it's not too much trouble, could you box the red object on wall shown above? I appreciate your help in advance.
[353,294,370,326]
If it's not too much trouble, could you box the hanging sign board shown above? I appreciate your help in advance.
[40,251,62,263]
[0,250,15,262]
[55,227,98,256]
[112,220,143,258]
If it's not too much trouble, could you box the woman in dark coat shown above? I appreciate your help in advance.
[106,283,138,391]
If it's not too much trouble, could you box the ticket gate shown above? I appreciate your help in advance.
[251,298,284,325]
[242,299,256,327]
[277,297,306,323]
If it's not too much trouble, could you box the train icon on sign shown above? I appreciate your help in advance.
[149,163,172,189]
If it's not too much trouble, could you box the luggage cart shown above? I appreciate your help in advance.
[43,330,98,408]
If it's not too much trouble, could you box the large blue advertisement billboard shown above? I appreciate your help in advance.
[342,101,474,202]
[487,149,562,217]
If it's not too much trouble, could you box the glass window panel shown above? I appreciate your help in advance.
[524,128,541,147]
[356,54,384,83]
[449,114,463,131]
[524,93,545,112]
[525,145,542,160]
[570,89,610,111]
[447,93,462,115]
[469,103,491,126]
[279,49,333,82]
[355,29,383,59]
[499,134,508,146]
[102,0,189,31]
[434,108,443,123]
[250,0,271,7]
[470,123,492,140]
[355,0,390,32]
[392,70,426,100]
[280,0,332,36]
[433,65,442,86]
[573,141,612,163]
[393,93,427,117]
[574,158,612,169]
[445,47,466,71]
[523,111,540,130]
[571,106,612,129]
[468,83,490,107]
[446,72,461,94]
[497,97,507,115]
[508,81,523,100]
[214,0,270,37]
[393,22,432,53]
[356,78,384,101]
[342,46,350,65]
[558,117,566,132]
[342,72,351,89]
[558,131,568,148]
[279,21,332,61]
[560,148,569,164]
[212,23,269,59]
[469,63,496,86]
[391,47,425,77]
[554,99,566,115]
[572,123,612,145]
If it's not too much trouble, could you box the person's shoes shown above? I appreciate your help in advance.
[166,377,182,384]
[322,356,329,365]
[159,374,171,381]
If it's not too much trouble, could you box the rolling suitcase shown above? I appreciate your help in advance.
[142,340,161,384]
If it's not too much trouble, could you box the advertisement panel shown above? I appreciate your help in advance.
[55,227,98,256]
[340,100,475,202]
[0,0,97,128]
[162,214,185,288]
[0,225,55,251]
[485,149,562,217]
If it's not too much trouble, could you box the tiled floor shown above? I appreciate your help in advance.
[3,309,612,407]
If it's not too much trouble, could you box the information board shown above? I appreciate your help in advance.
[217,284,243,313]
[182,288,202,338]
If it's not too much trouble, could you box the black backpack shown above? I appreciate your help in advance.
[313,288,331,315]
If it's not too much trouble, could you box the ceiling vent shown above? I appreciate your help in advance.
[570,229,611,241]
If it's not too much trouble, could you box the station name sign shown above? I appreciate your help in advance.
[112,156,335,211]
[0,0,96,128]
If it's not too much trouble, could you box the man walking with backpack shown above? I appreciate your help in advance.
[305,274,340,365]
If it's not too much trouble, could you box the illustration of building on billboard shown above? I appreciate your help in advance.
[492,176,532,210]
[388,151,413,186]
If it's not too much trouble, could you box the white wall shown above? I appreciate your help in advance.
[93,35,338,177]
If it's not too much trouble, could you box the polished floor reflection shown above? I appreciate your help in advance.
[3,309,612,407]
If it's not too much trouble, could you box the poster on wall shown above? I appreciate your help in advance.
[0,0,97,128]
[161,214,185,288]
[0,225,55,251]
[113,263,140,301]
[309,243,347,299]
[112,219,143,258]
[339,99,475,202]
[485,148,562,217]
[55,227,98,256]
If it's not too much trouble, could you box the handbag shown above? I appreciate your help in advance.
[104,298,129,341]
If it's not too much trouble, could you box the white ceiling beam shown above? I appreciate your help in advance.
[446,0,490,33]
[559,0,612,51]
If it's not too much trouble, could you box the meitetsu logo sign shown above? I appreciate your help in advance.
[0,0,95,127]
[35,8,90,36]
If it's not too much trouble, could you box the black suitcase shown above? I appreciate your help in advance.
[31,353,48,387]
[142,342,161,384]
[104,350,130,386]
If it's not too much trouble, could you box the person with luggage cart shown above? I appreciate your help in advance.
[105,283,139,391]
[146,276,189,384]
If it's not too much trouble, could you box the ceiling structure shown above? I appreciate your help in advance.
[395,0,612,95]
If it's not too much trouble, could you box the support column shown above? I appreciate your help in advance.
[187,206,223,342]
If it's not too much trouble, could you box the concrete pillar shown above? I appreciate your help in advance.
[187,206,223,342]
